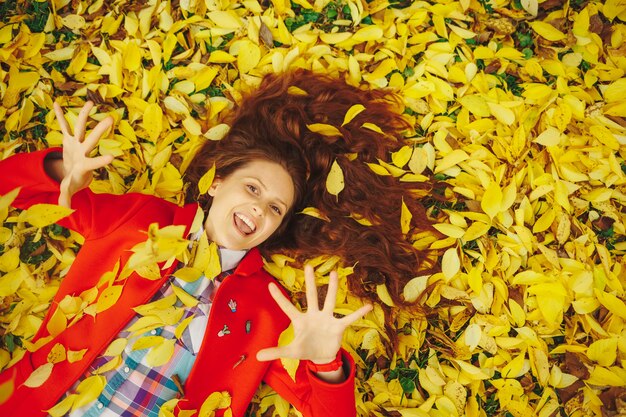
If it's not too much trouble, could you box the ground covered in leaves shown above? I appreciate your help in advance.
[1,0,626,416]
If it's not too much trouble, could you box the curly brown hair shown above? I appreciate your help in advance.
[185,69,439,329]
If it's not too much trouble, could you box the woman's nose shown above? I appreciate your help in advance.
[251,204,264,217]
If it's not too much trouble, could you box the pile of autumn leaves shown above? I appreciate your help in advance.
[1,0,626,415]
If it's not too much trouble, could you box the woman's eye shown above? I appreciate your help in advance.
[247,185,258,194]
[271,205,282,215]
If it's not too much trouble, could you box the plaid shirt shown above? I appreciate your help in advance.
[63,248,246,417]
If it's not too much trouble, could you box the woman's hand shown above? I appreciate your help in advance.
[52,101,114,208]
[256,265,372,379]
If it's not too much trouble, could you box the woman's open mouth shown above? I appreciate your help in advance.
[234,212,256,235]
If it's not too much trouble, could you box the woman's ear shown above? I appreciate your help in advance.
[208,178,222,197]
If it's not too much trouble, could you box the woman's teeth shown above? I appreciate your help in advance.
[235,213,256,233]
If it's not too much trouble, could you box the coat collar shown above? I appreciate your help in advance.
[233,247,264,276]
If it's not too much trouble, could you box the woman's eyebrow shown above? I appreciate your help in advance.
[248,177,288,208]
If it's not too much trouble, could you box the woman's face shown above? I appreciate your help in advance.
[204,160,295,250]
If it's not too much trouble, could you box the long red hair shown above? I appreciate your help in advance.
[186,70,439,330]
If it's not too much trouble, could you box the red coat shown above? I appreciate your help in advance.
[0,149,357,417]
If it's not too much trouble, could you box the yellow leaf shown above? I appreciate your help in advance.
[341,104,365,126]
[96,285,124,313]
[199,391,232,417]
[287,86,308,96]
[237,40,261,74]
[529,21,566,41]
[403,275,429,303]
[204,240,221,281]
[587,338,618,367]
[47,394,76,417]
[435,149,469,174]
[319,32,352,44]
[0,187,20,213]
[590,125,620,150]
[501,351,528,378]
[133,336,164,351]
[175,316,194,340]
[533,127,561,147]
[350,213,373,226]
[143,103,163,142]
[352,25,383,42]
[603,78,626,103]
[299,207,330,222]
[326,160,345,199]
[458,95,490,117]
[173,267,203,282]
[19,204,74,228]
[587,366,626,386]
[366,163,390,176]
[93,356,122,374]
[135,263,162,280]
[0,247,19,273]
[448,24,476,39]
[145,339,176,367]
[442,247,460,280]
[464,324,481,351]
[23,363,54,388]
[207,11,242,29]
[532,207,555,233]
[462,222,490,241]
[73,375,106,409]
[400,198,412,235]
[103,338,127,357]
[163,96,190,115]
[47,343,66,364]
[433,223,465,239]
[67,349,88,363]
[307,123,342,137]
[594,290,626,320]
[391,146,412,168]
[0,267,26,297]
[487,102,515,125]
[481,182,503,219]
[277,325,299,383]
[197,163,216,195]
[529,347,550,386]
[376,284,396,307]
[361,122,383,134]
[208,50,236,63]
[46,307,67,337]
[172,285,199,308]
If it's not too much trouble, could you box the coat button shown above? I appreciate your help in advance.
[97,402,103,409]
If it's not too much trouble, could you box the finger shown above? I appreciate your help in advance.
[339,304,373,326]
[256,346,292,362]
[53,102,71,137]
[268,283,300,320]
[322,271,338,312]
[58,179,71,209]
[83,117,114,152]
[304,264,319,311]
[74,101,94,142]
[84,155,114,172]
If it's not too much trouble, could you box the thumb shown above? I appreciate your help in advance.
[58,178,72,209]
[256,346,289,362]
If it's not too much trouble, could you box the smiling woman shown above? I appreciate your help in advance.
[204,160,296,251]
[186,70,440,320]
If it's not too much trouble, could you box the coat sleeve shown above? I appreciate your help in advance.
[262,349,358,417]
[0,148,162,239]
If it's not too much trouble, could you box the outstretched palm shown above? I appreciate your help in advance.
[53,101,114,208]
[256,265,372,364]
